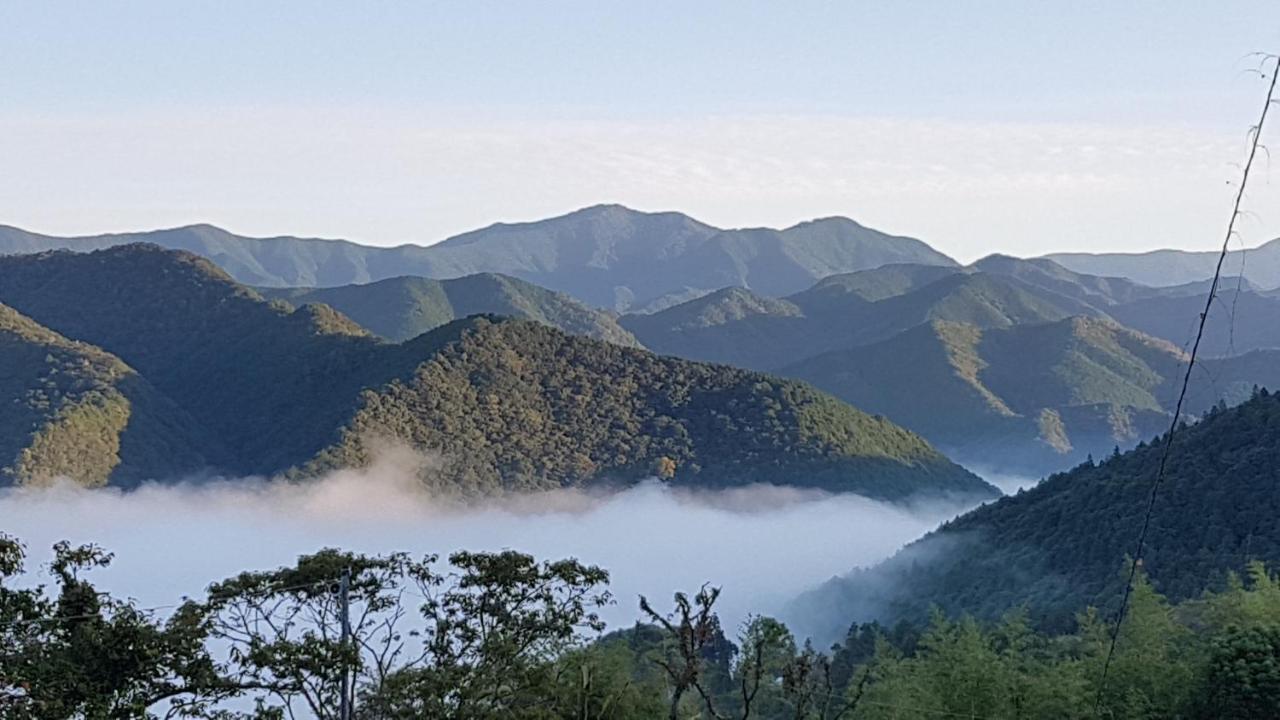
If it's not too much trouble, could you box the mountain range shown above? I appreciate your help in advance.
[621,256,1280,473]
[1046,238,1280,288]
[0,206,957,312]
[788,387,1280,643]
[5,208,1279,480]
[0,245,995,502]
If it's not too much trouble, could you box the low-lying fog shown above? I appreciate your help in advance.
[1,450,1004,633]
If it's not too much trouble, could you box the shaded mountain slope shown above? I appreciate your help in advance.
[259,274,640,346]
[0,303,210,487]
[788,263,963,304]
[624,269,1107,372]
[971,254,1157,306]
[620,288,813,370]
[782,316,1279,473]
[789,388,1280,642]
[0,205,957,311]
[1108,286,1280,358]
[0,245,993,501]
[0,245,393,474]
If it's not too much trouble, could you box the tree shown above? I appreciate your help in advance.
[638,585,733,720]
[1199,624,1280,718]
[0,536,236,719]
[356,550,612,719]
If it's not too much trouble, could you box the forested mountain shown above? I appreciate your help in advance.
[783,316,1280,472]
[0,206,957,311]
[0,245,994,500]
[621,255,1280,474]
[259,274,640,345]
[623,266,1110,372]
[0,304,209,486]
[789,388,1280,642]
[977,256,1280,356]
[1043,237,1280,288]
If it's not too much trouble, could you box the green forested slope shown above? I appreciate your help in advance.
[0,245,992,500]
[0,304,209,486]
[307,316,993,499]
[624,269,1109,372]
[0,246,388,475]
[783,316,1280,472]
[260,273,640,345]
[789,388,1280,641]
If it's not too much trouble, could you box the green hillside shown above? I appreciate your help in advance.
[0,246,387,475]
[788,388,1280,642]
[782,316,1279,474]
[623,269,1107,372]
[0,245,993,501]
[260,274,640,345]
[0,304,210,487]
[0,206,957,311]
[308,316,995,499]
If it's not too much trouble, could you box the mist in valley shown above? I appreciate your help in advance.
[0,449,990,635]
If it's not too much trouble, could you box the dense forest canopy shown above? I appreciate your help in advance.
[790,388,1280,642]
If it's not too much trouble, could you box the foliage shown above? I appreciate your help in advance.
[0,535,234,719]
[10,532,1280,719]
[793,388,1280,641]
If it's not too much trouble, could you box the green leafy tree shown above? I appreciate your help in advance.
[0,535,236,719]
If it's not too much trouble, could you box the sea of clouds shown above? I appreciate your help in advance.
[0,448,995,634]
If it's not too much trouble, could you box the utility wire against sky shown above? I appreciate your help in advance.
[1093,51,1280,715]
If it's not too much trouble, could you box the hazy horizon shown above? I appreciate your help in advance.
[4,3,1280,263]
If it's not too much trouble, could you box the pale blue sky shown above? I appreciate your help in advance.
[3,2,1279,259]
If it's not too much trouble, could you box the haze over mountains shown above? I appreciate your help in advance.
[1047,238,1280,288]
[5,206,1280,479]
[0,205,958,313]
[622,255,1280,472]
[0,245,994,502]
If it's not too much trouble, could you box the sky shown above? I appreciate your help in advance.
[3,2,1280,261]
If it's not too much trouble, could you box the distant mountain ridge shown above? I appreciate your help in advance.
[1044,238,1280,289]
[0,244,995,502]
[0,205,957,311]
[622,255,1280,474]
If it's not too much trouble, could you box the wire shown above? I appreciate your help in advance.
[1093,52,1280,716]
[0,577,340,632]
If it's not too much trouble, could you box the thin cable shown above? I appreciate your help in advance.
[1093,53,1280,715]
[0,577,340,631]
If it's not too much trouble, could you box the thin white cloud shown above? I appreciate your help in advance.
[1,108,1275,261]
